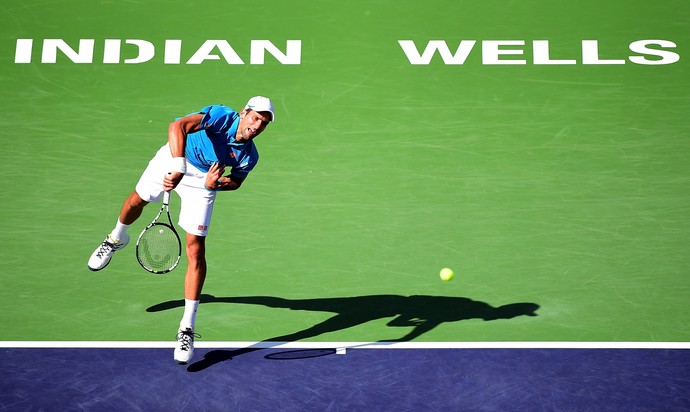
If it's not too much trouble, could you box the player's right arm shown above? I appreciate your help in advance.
[165,113,204,191]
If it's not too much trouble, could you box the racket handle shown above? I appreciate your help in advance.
[163,171,172,205]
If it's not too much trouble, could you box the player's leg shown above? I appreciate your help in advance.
[179,233,207,331]
[108,191,150,243]
[119,191,149,225]
[87,191,150,271]
[87,145,168,271]
[184,233,207,301]
[174,233,206,364]
[173,167,216,364]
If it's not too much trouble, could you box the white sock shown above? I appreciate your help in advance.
[109,220,130,242]
[180,299,200,330]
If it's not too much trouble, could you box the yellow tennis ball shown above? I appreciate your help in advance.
[439,267,454,281]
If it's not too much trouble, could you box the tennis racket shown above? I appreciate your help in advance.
[136,190,182,274]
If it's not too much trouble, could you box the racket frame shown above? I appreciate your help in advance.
[135,191,182,274]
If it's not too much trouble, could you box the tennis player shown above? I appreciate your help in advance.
[87,96,275,364]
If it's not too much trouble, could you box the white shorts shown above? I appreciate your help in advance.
[135,144,216,236]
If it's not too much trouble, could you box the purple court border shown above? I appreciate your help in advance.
[2,347,689,410]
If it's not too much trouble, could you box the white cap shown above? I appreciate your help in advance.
[244,96,275,122]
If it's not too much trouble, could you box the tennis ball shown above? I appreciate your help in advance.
[439,267,454,281]
[159,229,164,234]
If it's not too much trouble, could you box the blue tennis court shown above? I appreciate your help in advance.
[3,346,689,410]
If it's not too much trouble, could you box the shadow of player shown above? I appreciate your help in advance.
[148,294,539,372]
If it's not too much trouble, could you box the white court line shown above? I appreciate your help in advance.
[1,341,689,349]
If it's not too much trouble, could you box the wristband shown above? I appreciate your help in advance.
[171,157,187,174]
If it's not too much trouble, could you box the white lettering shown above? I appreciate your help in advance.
[250,40,301,64]
[186,40,244,64]
[123,39,155,64]
[12,38,680,67]
[398,40,476,65]
[103,39,121,63]
[15,38,303,65]
[15,39,33,63]
[629,40,679,65]
[482,40,526,65]
[582,40,625,65]
[104,39,155,63]
[399,39,680,66]
[533,40,577,65]
[42,39,94,63]
[164,40,182,64]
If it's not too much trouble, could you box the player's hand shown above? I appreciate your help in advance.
[205,162,226,190]
[164,171,184,191]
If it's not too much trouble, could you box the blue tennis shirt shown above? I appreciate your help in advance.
[183,104,259,178]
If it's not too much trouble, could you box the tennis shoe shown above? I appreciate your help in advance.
[174,327,200,364]
[87,233,130,271]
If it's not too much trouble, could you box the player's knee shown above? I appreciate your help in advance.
[128,192,148,209]
[185,235,206,260]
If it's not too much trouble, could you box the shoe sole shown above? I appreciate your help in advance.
[175,349,194,364]
[174,355,192,365]
[87,256,111,272]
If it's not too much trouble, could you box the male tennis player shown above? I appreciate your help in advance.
[87,96,275,364]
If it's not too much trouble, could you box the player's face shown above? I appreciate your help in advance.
[236,109,271,143]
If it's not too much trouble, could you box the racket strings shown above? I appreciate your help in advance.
[138,226,180,272]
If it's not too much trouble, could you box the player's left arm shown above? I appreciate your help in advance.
[216,174,245,191]
[204,162,245,191]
